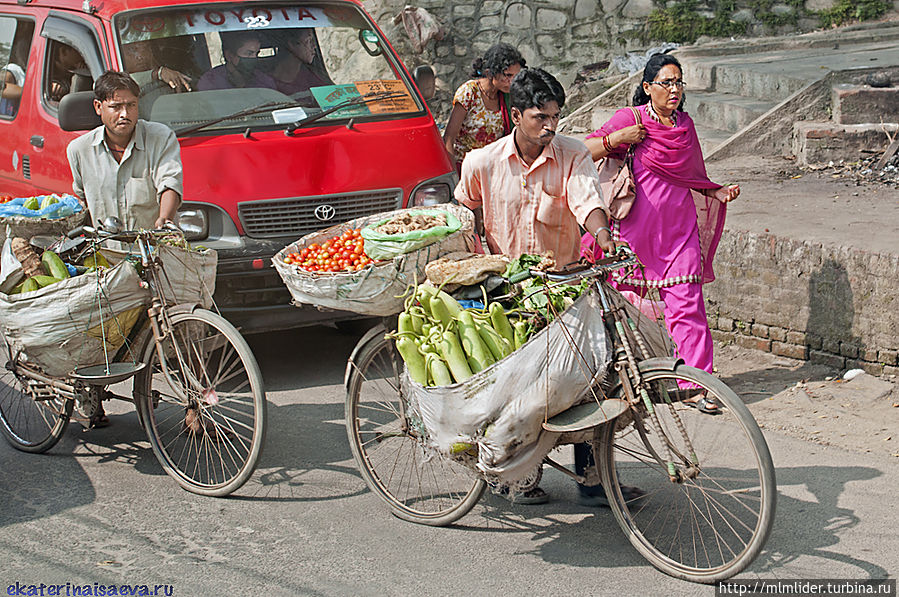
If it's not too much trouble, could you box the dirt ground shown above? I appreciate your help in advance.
[700,151,899,459]
[705,154,899,255]
[714,342,898,459]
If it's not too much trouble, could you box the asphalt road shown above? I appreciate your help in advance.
[1,324,897,596]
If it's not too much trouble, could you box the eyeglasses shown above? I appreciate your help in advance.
[650,79,686,90]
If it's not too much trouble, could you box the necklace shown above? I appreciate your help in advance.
[478,80,497,101]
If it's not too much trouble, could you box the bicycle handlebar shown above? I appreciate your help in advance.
[529,246,638,283]
[67,223,184,243]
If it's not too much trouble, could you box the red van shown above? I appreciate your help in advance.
[0,0,455,331]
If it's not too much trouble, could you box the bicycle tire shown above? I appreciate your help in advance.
[0,329,72,453]
[598,364,776,583]
[345,327,486,526]
[134,309,266,497]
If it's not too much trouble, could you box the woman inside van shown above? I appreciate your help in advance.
[270,28,332,100]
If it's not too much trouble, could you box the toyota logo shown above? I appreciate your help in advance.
[313,204,336,221]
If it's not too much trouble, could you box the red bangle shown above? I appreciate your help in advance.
[602,135,613,153]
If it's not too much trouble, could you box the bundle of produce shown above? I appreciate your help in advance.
[6,239,73,295]
[360,208,462,260]
[424,252,509,291]
[282,228,374,274]
[393,275,612,483]
[273,204,474,316]
[0,246,149,377]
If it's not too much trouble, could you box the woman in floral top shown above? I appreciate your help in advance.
[443,43,525,173]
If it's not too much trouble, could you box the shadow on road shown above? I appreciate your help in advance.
[441,462,887,580]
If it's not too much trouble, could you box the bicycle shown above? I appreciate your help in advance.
[0,222,266,497]
[344,248,776,583]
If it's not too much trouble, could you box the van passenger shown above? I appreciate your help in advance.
[197,31,275,91]
[47,42,90,103]
[270,28,332,99]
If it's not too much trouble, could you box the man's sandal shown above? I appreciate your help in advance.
[684,394,723,415]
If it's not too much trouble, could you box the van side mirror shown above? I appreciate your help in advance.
[412,65,436,101]
[58,91,101,132]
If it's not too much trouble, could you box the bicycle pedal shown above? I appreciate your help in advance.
[542,399,629,433]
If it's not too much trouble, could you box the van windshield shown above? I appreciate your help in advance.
[114,3,424,134]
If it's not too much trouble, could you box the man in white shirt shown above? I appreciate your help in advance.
[67,70,183,231]
[66,70,183,427]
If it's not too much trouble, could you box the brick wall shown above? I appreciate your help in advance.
[704,230,899,376]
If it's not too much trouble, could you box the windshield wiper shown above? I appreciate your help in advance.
[175,100,298,136]
[284,90,409,135]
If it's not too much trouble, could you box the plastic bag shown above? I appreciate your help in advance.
[0,238,22,292]
[0,194,82,219]
[403,292,612,483]
[360,209,462,260]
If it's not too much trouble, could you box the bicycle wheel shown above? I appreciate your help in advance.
[0,330,72,453]
[134,309,266,497]
[345,327,486,526]
[598,364,776,583]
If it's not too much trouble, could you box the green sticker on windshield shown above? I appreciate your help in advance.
[361,30,379,44]
[310,85,372,118]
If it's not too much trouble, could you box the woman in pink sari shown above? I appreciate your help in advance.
[584,54,740,414]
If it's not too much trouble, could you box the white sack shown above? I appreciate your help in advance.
[0,258,150,377]
[155,243,217,308]
[403,291,611,483]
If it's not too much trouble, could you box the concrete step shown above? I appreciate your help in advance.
[833,84,899,125]
[694,124,734,156]
[679,37,899,101]
[680,55,814,102]
[792,121,899,165]
[689,90,775,133]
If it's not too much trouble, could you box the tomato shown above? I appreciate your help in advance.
[295,228,375,273]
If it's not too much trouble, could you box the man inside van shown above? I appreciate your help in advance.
[48,42,90,103]
[66,71,183,427]
[197,31,275,91]
[455,68,632,507]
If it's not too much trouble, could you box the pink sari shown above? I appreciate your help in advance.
[584,105,726,285]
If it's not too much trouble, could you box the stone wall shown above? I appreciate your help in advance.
[705,231,899,376]
[360,0,883,116]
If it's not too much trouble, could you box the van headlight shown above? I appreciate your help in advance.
[177,208,208,241]
[411,172,458,207]
[412,183,451,206]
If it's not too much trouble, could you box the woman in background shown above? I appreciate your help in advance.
[442,43,525,173]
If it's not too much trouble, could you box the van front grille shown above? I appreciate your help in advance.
[237,189,402,238]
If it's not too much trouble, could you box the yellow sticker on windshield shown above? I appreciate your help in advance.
[354,80,417,114]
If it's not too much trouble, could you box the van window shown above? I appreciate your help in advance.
[0,17,35,119]
[44,40,93,105]
[115,3,425,134]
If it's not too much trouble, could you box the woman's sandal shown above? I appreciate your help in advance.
[684,394,723,415]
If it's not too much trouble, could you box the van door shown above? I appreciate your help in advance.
[0,13,37,196]
[26,11,107,194]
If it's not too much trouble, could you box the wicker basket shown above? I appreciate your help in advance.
[273,205,475,316]
[0,210,88,246]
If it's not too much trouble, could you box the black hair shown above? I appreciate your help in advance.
[221,30,260,55]
[632,53,685,109]
[509,67,565,112]
[469,43,525,79]
[93,70,140,102]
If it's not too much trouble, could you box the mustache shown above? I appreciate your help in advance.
[541,130,556,138]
